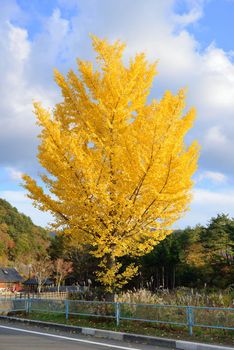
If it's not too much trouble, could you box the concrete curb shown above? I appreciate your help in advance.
[0,315,233,350]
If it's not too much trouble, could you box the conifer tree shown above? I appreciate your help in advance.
[23,36,199,292]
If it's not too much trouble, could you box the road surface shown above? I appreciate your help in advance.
[0,321,168,350]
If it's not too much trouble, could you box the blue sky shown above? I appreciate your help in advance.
[179,0,234,52]
[1,0,234,228]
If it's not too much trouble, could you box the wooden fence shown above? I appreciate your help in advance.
[0,292,70,300]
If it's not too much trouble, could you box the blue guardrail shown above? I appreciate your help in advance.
[0,298,233,335]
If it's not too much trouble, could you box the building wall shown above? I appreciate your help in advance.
[0,282,7,288]
[0,282,22,291]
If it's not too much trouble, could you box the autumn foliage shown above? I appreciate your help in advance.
[23,36,199,291]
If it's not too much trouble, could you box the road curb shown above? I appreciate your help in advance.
[0,315,233,350]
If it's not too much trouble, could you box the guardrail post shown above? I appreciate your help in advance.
[115,302,120,326]
[65,299,69,320]
[29,298,31,314]
[25,299,27,313]
[25,298,31,314]
[187,306,194,336]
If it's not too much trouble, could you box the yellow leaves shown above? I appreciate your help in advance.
[23,35,199,292]
[96,261,138,292]
[33,102,51,128]
[91,34,126,68]
[53,68,66,90]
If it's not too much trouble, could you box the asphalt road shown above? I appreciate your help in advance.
[0,322,167,350]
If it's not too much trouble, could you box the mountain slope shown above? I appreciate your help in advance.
[0,198,50,265]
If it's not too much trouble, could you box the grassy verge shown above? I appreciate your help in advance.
[13,311,234,346]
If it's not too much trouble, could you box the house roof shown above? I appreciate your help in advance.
[0,268,24,283]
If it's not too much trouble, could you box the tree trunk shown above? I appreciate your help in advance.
[57,279,61,292]
[38,282,42,293]
[172,265,176,289]
[104,254,115,302]
[156,267,159,289]
[166,268,168,289]
[161,266,165,289]
[105,291,115,302]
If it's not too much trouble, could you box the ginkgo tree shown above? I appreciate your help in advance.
[23,35,199,294]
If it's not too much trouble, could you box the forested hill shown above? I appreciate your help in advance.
[136,213,234,290]
[0,198,50,265]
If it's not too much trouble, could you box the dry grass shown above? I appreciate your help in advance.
[117,287,234,307]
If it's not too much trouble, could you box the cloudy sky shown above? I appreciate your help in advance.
[1,0,234,228]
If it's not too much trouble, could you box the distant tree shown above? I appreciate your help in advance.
[201,214,234,265]
[68,246,100,285]
[137,214,234,290]
[139,230,182,290]
[200,214,234,287]
[49,234,68,260]
[183,225,205,267]
[54,258,73,291]
[31,257,53,293]
[0,223,14,264]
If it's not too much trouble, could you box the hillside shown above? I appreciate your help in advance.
[0,198,50,265]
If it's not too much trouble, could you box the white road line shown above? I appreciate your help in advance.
[0,325,142,350]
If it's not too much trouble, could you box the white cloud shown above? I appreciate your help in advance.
[0,9,65,167]
[204,126,229,148]
[173,8,202,26]
[197,46,234,114]
[194,188,234,205]
[201,126,234,174]
[6,167,23,181]
[173,1,204,27]
[198,171,227,184]
[177,188,234,227]
[0,190,26,203]
[8,22,30,60]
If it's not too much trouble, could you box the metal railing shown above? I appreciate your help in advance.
[0,298,233,335]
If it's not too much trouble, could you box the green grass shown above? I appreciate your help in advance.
[13,311,234,346]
